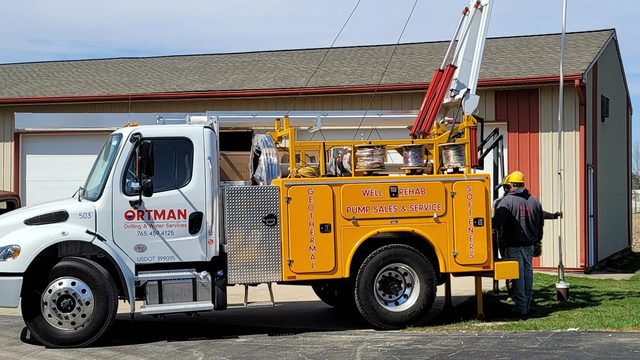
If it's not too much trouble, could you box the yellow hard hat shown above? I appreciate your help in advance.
[502,174,511,185]
[509,171,525,184]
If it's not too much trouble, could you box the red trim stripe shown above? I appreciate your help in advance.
[576,80,587,268]
[533,266,584,272]
[13,133,19,194]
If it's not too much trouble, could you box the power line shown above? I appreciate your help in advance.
[286,0,362,115]
[352,0,419,140]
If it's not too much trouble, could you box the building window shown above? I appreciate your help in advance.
[123,138,193,196]
[601,95,610,122]
[220,130,253,151]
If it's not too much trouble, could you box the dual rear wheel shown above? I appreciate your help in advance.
[314,244,437,329]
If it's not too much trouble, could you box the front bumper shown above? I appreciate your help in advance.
[0,276,22,308]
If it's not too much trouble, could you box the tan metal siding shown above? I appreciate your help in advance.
[539,86,581,268]
[0,90,496,192]
[595,41,630,260]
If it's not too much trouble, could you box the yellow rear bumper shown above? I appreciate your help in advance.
[493,260,520,280]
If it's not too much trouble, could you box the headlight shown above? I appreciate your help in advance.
[0,245,20,261]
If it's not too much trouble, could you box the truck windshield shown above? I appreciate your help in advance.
[82,134,123,201]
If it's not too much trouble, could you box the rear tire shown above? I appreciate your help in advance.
[354,244,437,330]
[21,257,118,348]
[311,280,354,310]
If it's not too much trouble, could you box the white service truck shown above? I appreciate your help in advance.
[0,0,516,349]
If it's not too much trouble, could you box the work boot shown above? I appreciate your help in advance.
[510,308,529,320]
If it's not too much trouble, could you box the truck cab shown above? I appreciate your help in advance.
[0,123,223,347]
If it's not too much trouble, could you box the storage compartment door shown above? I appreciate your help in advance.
[224,185,283,284]
[452,181,489,265]
[288,185,336,273]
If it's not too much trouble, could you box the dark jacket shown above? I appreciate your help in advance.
[492,186,544,247]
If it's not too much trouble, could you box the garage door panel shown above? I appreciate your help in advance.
[24,182,83,205]
[25,155,98,181]
[21,134,110,206]
[23,135,107,155]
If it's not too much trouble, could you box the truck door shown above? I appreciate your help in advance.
[287,185,336,273]
[112,127,208,263]
[452,180,489,265]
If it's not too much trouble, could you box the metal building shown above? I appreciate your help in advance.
[0,29,631,271]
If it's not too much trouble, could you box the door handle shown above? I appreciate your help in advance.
[262,214,278,227]
[189,211,204,235]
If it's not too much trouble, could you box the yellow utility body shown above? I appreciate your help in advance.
[268,114,519,317]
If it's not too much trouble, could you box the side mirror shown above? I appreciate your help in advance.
[141,140,155,178]
[141,178,154,197]
[130,138,155,209]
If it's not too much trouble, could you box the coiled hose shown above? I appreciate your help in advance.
[249,134,281,185]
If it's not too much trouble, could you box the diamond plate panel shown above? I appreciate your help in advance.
[223,185,282,284]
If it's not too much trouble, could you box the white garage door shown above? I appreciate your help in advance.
[21,133,110,207]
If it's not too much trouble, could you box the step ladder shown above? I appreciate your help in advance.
[242,283,276,308]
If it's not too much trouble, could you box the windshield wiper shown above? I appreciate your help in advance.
[72,186,84,202]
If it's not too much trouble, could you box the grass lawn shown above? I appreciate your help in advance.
[413,257,640,332]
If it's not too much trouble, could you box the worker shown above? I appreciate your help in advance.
[492,170,544,317]
[494,172,562,301]
[493,174,561,258]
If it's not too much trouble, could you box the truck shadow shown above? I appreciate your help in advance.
[21,295,471,348]
[104,301,369,346]
[11,298,449,348]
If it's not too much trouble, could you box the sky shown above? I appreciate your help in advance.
[0,0,638,142]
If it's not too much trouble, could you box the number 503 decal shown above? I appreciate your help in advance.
[78,212,92,219]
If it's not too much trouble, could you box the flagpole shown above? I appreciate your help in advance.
[556,0,570,301]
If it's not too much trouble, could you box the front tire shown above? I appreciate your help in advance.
[21,257,118,348]
[354,244,437,330]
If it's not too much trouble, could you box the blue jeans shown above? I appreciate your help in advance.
[505,245,534,314]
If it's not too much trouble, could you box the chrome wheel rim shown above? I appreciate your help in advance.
[41,277,95,331]
[373,263,420,312]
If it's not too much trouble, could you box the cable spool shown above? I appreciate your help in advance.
[401,144,426,168]
[249,134,282,185]
[439,143,467,169]
[355,145,385,171]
